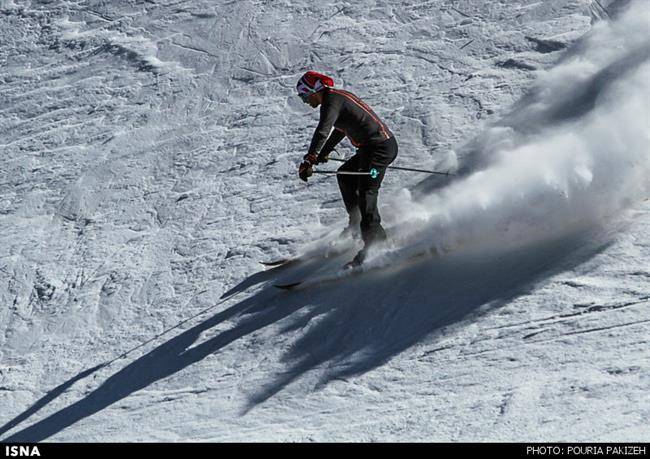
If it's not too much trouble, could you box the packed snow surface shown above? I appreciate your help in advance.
[1,0,649,442]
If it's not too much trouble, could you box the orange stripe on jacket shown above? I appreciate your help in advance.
[330,89,391,142]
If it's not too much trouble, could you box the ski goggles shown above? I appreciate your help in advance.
[296,77,322,102]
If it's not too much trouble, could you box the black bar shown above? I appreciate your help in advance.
[1,442,648,458]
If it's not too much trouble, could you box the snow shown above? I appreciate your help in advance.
[1,0,648,442]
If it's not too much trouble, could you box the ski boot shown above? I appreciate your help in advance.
[344,248,367,270]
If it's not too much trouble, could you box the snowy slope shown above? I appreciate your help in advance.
[1,0,649,442]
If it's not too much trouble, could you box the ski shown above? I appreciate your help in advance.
[260,236,360,269]
[274,281,305,290]
[273,247,438,291]
[274,264,358,290]
[260,258,300,268]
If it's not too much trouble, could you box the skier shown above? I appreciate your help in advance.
[296,71,398,266]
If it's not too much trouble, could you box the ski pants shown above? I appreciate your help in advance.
[337,136,398,247]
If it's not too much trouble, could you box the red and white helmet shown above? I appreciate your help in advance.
[296,71,334,98]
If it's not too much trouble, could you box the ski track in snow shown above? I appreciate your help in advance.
[1,0,649,442]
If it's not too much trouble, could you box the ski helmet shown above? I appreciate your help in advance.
[296,71,334,100]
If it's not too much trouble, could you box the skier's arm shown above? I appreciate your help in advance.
[307,94,343,156]
[318,129,345,160]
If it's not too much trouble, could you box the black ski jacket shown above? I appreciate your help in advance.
[307,88,393,156]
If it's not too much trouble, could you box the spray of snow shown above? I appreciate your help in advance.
[382,0,650,260]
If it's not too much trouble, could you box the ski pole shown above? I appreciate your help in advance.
[313,168,382,179]
[312,170,374,176]
[330,150,454,176]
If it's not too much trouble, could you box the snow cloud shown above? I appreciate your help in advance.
[388,0,650,256]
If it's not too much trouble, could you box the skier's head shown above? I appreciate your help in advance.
[296,71,333,108]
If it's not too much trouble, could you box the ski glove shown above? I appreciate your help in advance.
[303,152,318,164]
[298,161,313,182]
[303,151,329,165]
[316,151,330,164]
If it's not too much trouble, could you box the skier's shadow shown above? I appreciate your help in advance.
[2,229,610,442]
[242,229,613,411]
